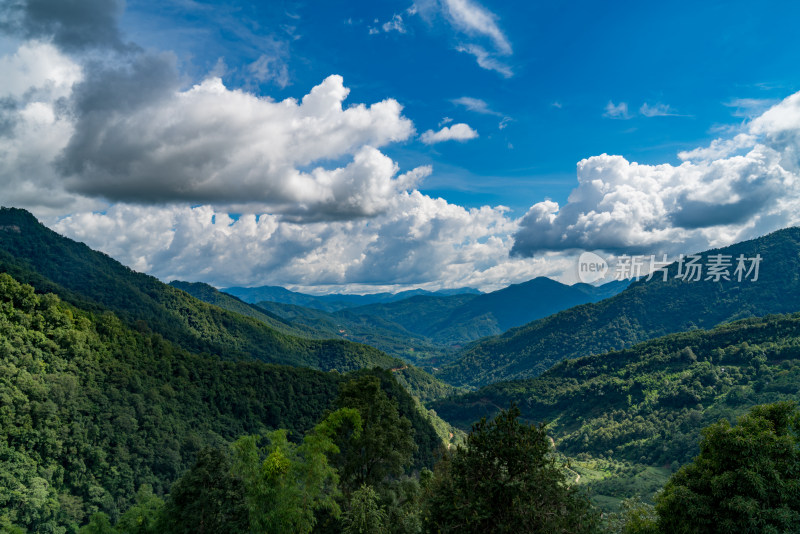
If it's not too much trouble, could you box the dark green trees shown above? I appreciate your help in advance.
[422,405,600,533]
[158,448,249,534]
[655,402,800,533]
[341,484,389,534]
[334,375,417,494]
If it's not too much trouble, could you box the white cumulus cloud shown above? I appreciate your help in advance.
[60,73,422,220]
[420,123,478,144]
[513,91,800,257]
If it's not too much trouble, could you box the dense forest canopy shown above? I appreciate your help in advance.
[0,272,444,531]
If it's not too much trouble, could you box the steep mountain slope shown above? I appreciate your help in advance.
[438,227,800,387]
[252,298,443,356]
[168,280,328,339]
[173,281,451,363]
[224,284,481,312]
[171,281,463,402]
[432,312,800,505]
[0,272,444,529]
[0,208,396,372]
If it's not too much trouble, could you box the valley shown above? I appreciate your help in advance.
[3,207,800,531]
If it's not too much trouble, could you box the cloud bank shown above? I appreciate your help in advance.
[53,194,556,291]
[512,92,800,257]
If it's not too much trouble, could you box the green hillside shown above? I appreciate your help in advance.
[0,208,397,373]
[171,281,463,403]
[0,272,445,530]
[168,280,329,340]
[438,227,800,387]
[433,312,800,506]
[255,298,459,363]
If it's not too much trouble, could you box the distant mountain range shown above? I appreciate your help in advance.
[340,277,631,347]
[219,277,630,359]
[437,227,800,388]
[224,284,482,312]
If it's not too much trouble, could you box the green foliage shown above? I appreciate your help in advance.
[380,475,426,534]
[114,486,163,534]
[0,515,27,534]
[604,498,658,534]
[439,227,800,387]
[168,280,325,339]
[655,402,800,533]
[78,513,116,534]
[174,280,463,405]
[158,448,248,534]
[334,376,417,494]
[422,405,601,534]
[342,484,388,534]
[231,408,361,534]
[254,298,457,366]
[434,313,800,508]
[0,272,342,529]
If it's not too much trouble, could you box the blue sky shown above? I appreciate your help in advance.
[121,0,800,212]
[3,0,800,292]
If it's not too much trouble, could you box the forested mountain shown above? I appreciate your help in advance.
[432,312,800,505]
[173,280,453,364]
[438,227,800,387]
[0,208,397,373]
[169,280,327,339]
[345,277,630,347]
[168,280,462,403]
[0,272,445,530]
[224,284,481,312]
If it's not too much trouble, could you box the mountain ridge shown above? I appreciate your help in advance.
[224,284,482,312]
[0,207,397,373]
[437,226,800,387]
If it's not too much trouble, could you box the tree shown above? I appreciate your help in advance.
[114,486,164,534]
[231,408,362,534]
[604,499,658,534]
[655,402,800,533]
[422,405,600,534]
[78,513,116,534]
[158,448,249,534]
[0,515,27,534]
[334,375,417,494]
[341,484,388,534]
